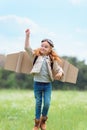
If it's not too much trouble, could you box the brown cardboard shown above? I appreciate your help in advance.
[0,54,6,68]
[4,51,79,84]
[60,59,79,83]
[4,51,33,74]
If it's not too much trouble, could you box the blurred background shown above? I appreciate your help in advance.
[0,0,87,90]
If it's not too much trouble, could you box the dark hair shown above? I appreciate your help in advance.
[41,39,54,47]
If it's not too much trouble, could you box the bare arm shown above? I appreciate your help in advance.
[24,29,30,49]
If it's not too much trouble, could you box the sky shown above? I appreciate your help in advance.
[0,0,87,64]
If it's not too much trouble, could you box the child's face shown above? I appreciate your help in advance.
[40,41,52,55]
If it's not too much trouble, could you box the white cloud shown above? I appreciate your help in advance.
[69,0,87,5]
[57,40,87,63]
[0,35,24,54]
[0,15,57,37]
[70,0,81,5]
[75,27,87,34]
[0,15,40,34]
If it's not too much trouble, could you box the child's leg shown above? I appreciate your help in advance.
[41,82,52,130]
[34,81,43,119]
[42,82,52,117]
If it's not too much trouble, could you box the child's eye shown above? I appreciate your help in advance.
[41,45,48,48]
[44,46,48,48]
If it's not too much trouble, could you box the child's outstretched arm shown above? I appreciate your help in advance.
[24,29,30,49]
[24,29,34,61]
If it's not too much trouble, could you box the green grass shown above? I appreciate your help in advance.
[0,90,87,130]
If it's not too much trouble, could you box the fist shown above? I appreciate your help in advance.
[55,71,63,80]
[25,29,30,32]
[25,29,30,37]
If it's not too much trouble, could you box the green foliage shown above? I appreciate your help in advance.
[76,61,87,90]
[0,56,87,90]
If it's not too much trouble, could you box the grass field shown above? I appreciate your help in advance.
[0,89,87,130]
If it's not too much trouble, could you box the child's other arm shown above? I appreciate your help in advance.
[53,61,64,80]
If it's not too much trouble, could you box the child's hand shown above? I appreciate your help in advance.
[55,71,63,80]
[25,29,30,37]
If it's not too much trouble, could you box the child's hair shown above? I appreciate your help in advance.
[33,48,62,63]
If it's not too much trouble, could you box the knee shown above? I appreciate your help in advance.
[36,99,42,107]
[44,102,50,108]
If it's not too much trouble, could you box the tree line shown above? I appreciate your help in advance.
[0,56,87,90]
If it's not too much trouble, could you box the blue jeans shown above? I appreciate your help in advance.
[34,81,52,119]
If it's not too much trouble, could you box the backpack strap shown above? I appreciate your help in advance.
[33,55,38,65]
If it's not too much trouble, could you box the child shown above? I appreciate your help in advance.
[24,29,64,130]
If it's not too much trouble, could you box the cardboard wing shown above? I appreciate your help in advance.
[59,59,79,84]
[4,51,33,74]
[4,51,79,84]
